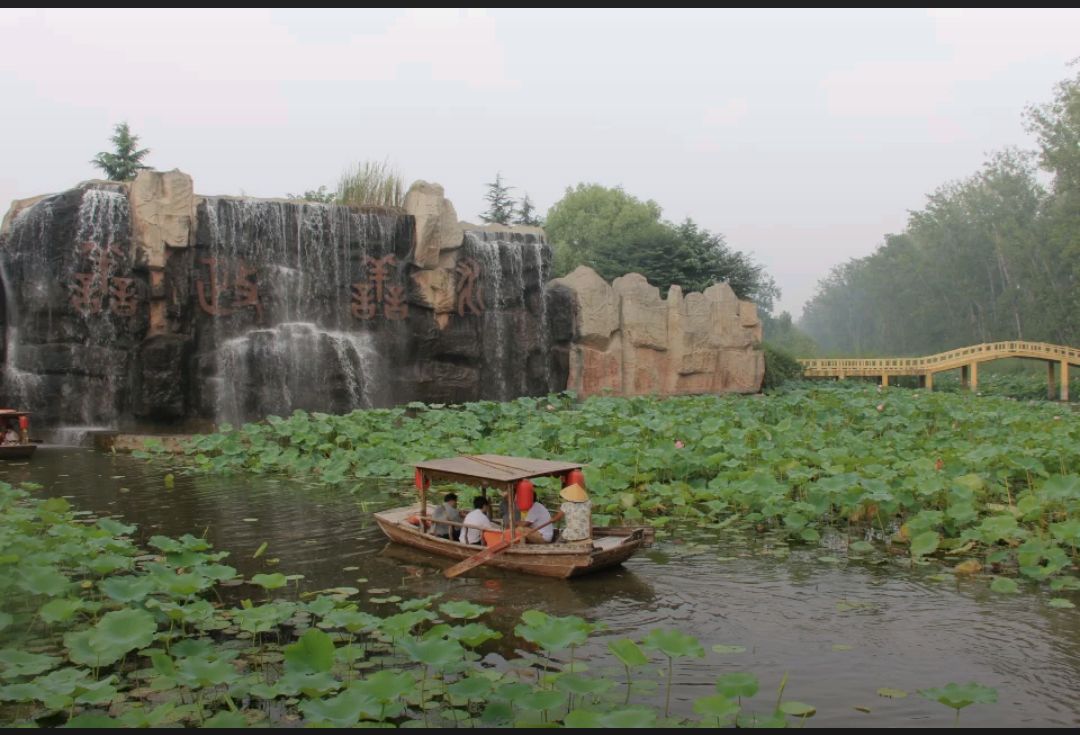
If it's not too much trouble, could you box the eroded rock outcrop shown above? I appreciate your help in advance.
[551,266,763,396]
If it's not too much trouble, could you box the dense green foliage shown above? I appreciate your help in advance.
[761,311,818,357]
[149,386,1080,590]
[0,481,1005,727]
[762,343,804,390]
[89,122,150,182]
[802,71,1080,354]
[544,184,778,308]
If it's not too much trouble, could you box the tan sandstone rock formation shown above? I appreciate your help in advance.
[551,265,763,396]
[130,170,195,268]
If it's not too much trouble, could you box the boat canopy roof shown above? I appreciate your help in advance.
[414,454,584,489]
[0,410,30,417]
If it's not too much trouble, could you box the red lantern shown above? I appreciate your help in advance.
[515,479,535,511]
[414,468,430,491]
[18,415,29,432]
[565,468,586,488]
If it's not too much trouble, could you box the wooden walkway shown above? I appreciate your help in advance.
[798,341,1079,400]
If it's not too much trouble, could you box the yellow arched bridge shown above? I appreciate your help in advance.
[798,341,1078,401]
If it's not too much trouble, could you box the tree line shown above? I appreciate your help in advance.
[801,69,1080,355]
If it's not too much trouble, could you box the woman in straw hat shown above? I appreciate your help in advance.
[557,483,592,543]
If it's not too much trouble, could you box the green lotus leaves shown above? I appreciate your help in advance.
[0,649,61,679]
[438,601,493,620]
[919,682,998,711]
[779,701,816,717]
[99,575,156,603]
[445,622,502,648]
[299,687,381,726]
[599,706,657,728]
[351,670,415,703]
[609,639,649,667]
[515,612,594,653]
[400,638,464,669]
[693,693,740,722]
[517,688,567,711]
[95,517,136,536]
[447,674,494,700]
[641,628,705,659]
[554,674,613,697]
[990,577,1020,594]
[18,566,71,597]
[64,609,157,667]
[84,553,132,576]
[563,708,605,727]
[283,628,335,675]
[250,573,287,591]
[715,672,759,699]
[38,598,83,624]
[909,531,940,558]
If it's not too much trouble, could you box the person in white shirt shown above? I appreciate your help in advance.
[459,496,498,545]
[521,491,555,544]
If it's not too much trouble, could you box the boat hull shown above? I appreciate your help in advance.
[0,445,36,460]
[374,506,646,579]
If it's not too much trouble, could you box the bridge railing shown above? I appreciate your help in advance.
[798,341,1080,375]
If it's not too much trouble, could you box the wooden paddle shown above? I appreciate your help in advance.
[444,516,557,579]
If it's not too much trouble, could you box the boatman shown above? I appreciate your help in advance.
[557,483,592,544]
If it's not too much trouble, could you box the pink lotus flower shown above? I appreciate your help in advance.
[546,404,555,411]
[674,440,685,449]
[876,403,885,412]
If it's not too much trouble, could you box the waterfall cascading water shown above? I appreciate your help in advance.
[461,230,550,401]
[214,322,378,423]
[197,197,405,424]
[0,184,138,427]
[0,177,567,429]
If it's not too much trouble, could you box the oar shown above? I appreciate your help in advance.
[444,517,556,579]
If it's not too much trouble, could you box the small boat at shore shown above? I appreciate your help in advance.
[0,410,35,461]
[372,455,651,579]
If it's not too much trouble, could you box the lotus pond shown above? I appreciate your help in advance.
[0,383,1077,727]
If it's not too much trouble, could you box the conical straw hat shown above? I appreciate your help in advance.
[559,483,588,502]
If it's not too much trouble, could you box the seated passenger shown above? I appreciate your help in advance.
[1,422,19,446]
[459,496,498,545]
[521,490,555,544]
[429,493,461,540]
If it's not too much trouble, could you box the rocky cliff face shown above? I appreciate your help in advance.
[550,266,764,397]
[0,171,761,429]
[0,172,564,427]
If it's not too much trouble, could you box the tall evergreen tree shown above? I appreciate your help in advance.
[90,122,151,181]
[515,193,543,226]
[480,173,516,225]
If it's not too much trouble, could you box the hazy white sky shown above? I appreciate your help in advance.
[2,8,1077,315]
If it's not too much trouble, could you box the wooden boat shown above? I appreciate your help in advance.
[0,410,35,460]
[373,454,651,579]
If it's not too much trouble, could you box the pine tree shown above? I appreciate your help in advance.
[515,193,543,226]
[90,122,151,181]
[480,173,516,224]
